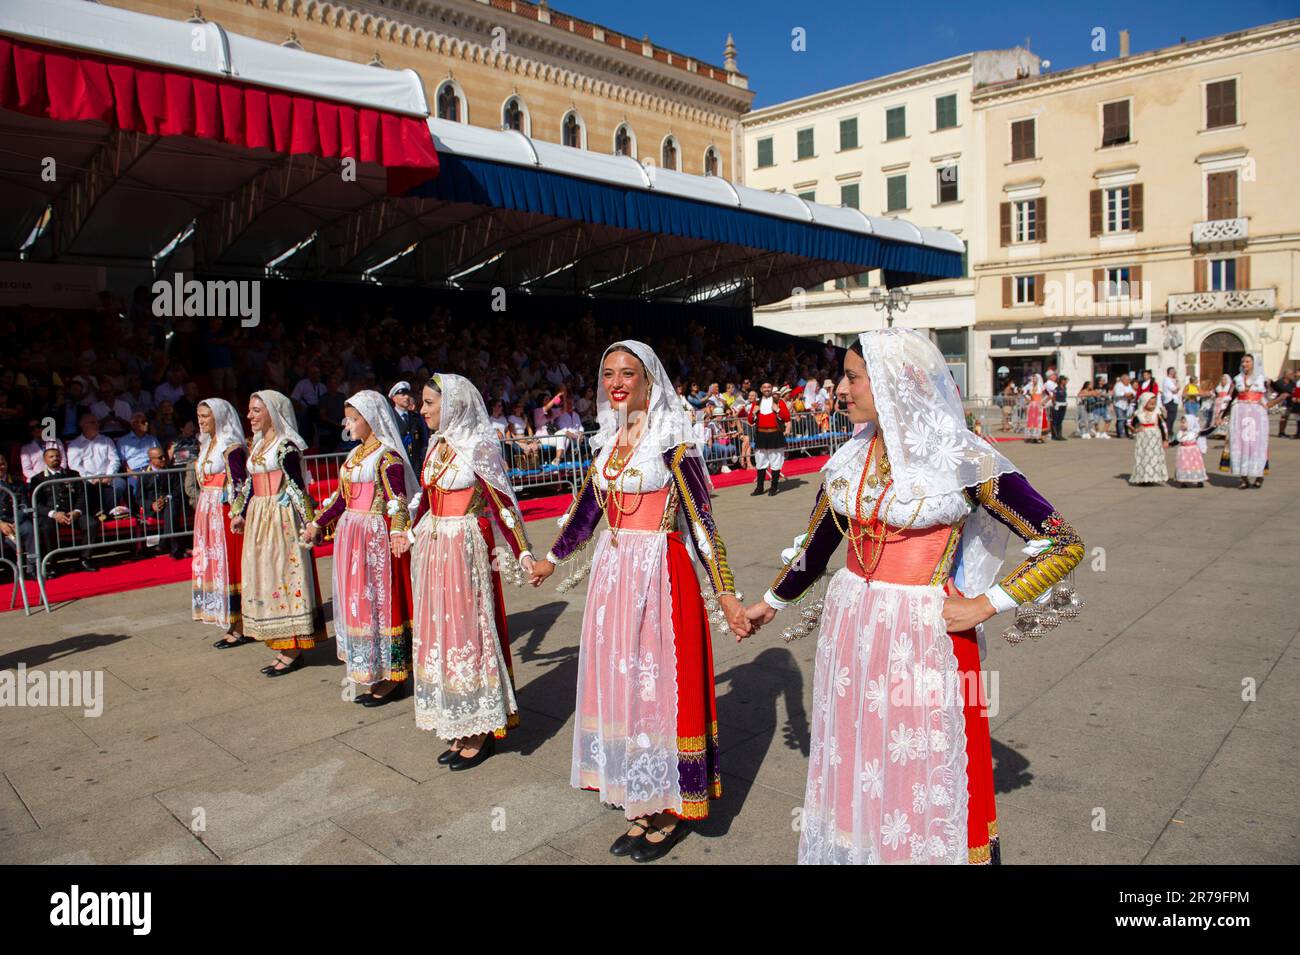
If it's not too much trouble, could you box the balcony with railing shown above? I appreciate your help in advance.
[1191,217,1248,248]
[1167,287,1274,315]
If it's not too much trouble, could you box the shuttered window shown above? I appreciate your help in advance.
[1101,100,1130,146]
[1206,79,1237,129]
[1011,119,1036,161]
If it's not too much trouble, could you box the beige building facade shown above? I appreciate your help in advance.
[105,0,752,176]
[971,19,1300,397]
[738,49,1038,394]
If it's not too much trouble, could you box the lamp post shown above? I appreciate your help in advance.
[868,286,911,327]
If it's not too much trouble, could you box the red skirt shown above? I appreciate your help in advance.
[480,516,521,738]
[951,627,1000,864]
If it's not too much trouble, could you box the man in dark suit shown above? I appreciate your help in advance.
[27,446,94,575]
[138,446,189,559]
[0,453,35,579]
[388,381,428,471]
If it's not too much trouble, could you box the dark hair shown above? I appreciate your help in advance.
[848,340,864,358]
[603,344,650,377]
[424,376,441,394]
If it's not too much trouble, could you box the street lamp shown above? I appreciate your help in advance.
[868,286,911,327]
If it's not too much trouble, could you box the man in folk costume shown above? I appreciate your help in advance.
[747,382,792,496]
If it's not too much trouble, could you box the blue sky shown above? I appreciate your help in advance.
[551,0,1298,107]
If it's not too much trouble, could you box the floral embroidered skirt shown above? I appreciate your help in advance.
[1128,428,1168,485]
[798,572,979,864]
[1226,402,1269,477]
[571,528,721,821]
[332,510,412,684]
[410,512,519,740]
[1175,444,1208,483]
[239,495,324,650]
[1025,400,1045,437]
[192,486,241,628]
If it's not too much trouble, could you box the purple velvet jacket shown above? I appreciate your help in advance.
[314,448,410,535]
[769,470,1084,607]
[548,445,735,596]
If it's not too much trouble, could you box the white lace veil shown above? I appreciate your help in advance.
[824,328,1023,597]
[252,389,306,451]
[198,397,245,458]
[346,389,417,493]
[430,373,521,509]
[590,339,705,473]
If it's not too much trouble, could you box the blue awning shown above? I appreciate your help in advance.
[367,118,963,305]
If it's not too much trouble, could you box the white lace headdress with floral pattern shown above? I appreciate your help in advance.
[429,373,521,510]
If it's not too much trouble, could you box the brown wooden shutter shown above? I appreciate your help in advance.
[1089,189,1103,237]
[1237,256,1250,289]
[1093,267,1105,301]
[1002,275,1012,308]
[1130,183,1144,232]
[1000,202,1011,246]
[1033,273,1045,306]
[1130,265,1142,297]
[1221,173,1238,219]
[1193,259,1207,292]
[1036,197,1047,242]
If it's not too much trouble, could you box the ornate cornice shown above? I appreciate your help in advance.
[972,18,1300,107]
[742,55,973,129]
[221,0,752,124]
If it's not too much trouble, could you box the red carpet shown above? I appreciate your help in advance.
[4,446,1050,611]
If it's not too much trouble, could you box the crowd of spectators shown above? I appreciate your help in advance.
[0,289,844,580]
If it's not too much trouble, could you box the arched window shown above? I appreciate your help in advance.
[503,96,526,133]
[661,136,679,171]
[703,145,719,177]
[562,111,584,148]
[436,82,463,123]
[614,124,634,157]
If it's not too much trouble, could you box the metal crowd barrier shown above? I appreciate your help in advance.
[1,483,33,614]
[29,464,194,613]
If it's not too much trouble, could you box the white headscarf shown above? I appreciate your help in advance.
[589,339,705,478]
[429,373,521,509]
[252,390,306,451]
[346,389,417,493]
[198,397,245,458]
[824,328,1022,597]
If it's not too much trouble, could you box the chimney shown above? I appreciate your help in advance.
[724,33,737,73]
[1119,29,1130,58]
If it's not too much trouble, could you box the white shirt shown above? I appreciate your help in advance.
[154,381,184,406]
[1112,382,1134,405]
[66,434,121,477]
[553,410,583,435]
[91,398,132,423]
[21,439,66,481]
[593,440,671,492]
[1161,376,1180,404]
[291,379,326,407]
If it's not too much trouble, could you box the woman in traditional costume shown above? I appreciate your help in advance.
[529,341,750,863]
[230,390,324,676]
[1211,374,1233,431]
[194,398,249,647]
[1128,393,1169,486]
[1023,374,1046,443]
[743,328,1085,865]
[304,390,416,705]
[409,374,534,771]
[1220,355,1278,488]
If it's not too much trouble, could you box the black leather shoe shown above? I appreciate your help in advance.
[436,748,459,765]
[213,635,256,649]
[359,682,408,707]
[609,821,650,857]
[448,734,495,771]
[630,818,690,862]
[263,654,305,677]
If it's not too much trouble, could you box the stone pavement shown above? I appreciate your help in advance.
[1,434,1297,865]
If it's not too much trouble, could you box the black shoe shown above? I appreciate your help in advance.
[609,820,650,857]
[768,472,780,496]
[1253,478,1264,488]
[750,474,766,496]
[359,682,408,707]
[263,654,305,677]
[436,748,460,765]
[630,818,690,862]
[213,634,256,649]
[448,734,496,771]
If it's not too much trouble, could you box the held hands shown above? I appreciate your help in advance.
[529,558,555,587]
[390,533,410,558]
[520,554,536,576]
[941,594,996,633]
[741,600,777,642]
[719,594,751,640]
[300,521,321,546]
[231,515,245,534]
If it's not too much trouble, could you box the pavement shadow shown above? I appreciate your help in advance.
[697,647,808,838]
[0,631,131,670]
[507,601,578,756]
[991,738,1033,795]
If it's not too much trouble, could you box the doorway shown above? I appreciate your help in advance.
[1199,331,1246,387]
